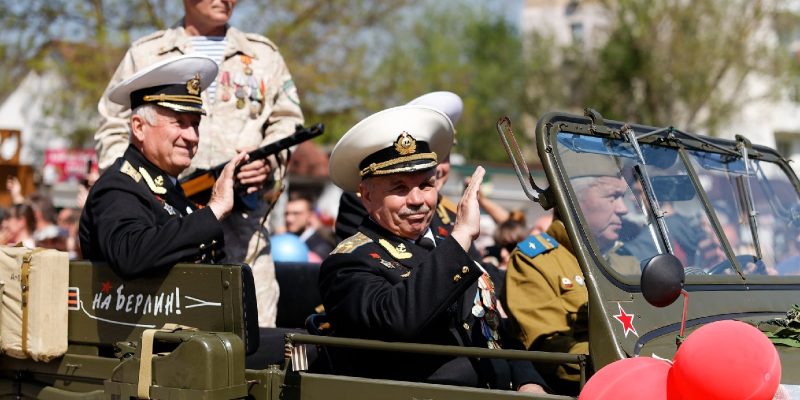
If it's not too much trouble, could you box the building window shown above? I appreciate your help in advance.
[570,22,584,45]
[776,136,794,159]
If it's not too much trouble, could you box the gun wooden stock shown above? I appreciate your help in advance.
[179,123,324,204]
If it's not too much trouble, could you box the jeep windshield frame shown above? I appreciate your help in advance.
[535,112,800,288]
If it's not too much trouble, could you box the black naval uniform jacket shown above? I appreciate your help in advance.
[336,191,483,260]
[319,217,546,390]
[79,145,224,278]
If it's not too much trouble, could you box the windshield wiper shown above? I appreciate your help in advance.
[622,125,674,256]
[637,126,739,157]
[736,135,764,262]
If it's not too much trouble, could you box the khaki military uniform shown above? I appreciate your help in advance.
[505,220,587,385]
[506,219,640,387]
[95,22,304,327]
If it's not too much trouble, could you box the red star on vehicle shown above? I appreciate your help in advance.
[613,303,638,338]
[101,281,113,294]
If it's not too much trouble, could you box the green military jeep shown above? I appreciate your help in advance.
[1,110,798,399]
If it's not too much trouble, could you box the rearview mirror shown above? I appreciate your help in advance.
[650,175,696,202]
[640,254,685,307]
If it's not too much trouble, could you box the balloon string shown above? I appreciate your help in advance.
[678,289,689,346]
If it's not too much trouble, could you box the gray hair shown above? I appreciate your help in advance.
[132,104,159,126]
[571,176,601,195]
[129,104,159,144]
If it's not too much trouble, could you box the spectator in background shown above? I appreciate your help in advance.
[483,217,528,271]
[6,176,25,205]
[33,225,68,252]
[57,208,82,259]
[0,208,9,245]
[30,191,59,237]
[284,191,334,262]
[4,203,36,248]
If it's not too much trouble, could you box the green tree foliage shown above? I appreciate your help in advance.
[0,0,796,159]
[357,1,530,162]
[564,0,791,133]
[0,0,418,147]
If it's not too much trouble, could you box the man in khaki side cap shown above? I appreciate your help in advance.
[505,150,638,395]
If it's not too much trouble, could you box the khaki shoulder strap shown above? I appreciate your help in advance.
[20,247,45,358]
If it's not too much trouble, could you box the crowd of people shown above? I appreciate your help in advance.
[1,177,82,260]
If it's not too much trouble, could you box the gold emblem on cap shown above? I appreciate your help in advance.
[394,132,417,155]
[186,73,201,96]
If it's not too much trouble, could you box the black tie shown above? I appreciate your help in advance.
[416,236,435,250]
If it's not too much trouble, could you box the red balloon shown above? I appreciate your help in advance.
[580,357,671,400]
[669,320,781,400]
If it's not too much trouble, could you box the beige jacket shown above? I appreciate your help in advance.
[95,23,304,175]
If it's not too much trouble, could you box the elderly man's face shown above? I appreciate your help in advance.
[359,169,438,240]
[575,176,629,250]
[133,107,200,177]
[184,0,236,26]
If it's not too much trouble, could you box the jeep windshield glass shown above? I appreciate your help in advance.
[686,151,800,276]
[557,133,745,278]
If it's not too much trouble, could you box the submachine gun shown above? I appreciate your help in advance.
[179,123,324,208]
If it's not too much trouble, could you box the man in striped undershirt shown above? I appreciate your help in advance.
[95,0,304,328]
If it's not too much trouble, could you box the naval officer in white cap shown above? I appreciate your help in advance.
[334,91,465,242]
[318,105,547,393]
[79,55,248,277]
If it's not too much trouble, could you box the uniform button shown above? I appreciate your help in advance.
[453,275,462,283]
[463,323,470,330]
[461,266,470,274]
[200,243,206,250]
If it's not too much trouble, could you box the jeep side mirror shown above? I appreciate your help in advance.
[640,254,685,308]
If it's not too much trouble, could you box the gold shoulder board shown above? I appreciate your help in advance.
[119,161,141,183]
[331,232,372,255]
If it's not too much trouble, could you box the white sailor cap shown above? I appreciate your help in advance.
[329,105,455,192]
[108,54,218,115]
[407,91,463,125]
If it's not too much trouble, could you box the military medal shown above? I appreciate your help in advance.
[241,55,253,75]
[474,272,502,349]
[163,203,177,216]
[234,72,247,109]
[235,86,246,109]
[249,75,261,119]
[472,304,485,318]
[220,72,231,102]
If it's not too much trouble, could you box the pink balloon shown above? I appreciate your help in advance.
[669,320,781,400]
[579,357,671,400]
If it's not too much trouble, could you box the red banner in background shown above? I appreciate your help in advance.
[44,149,97,183]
